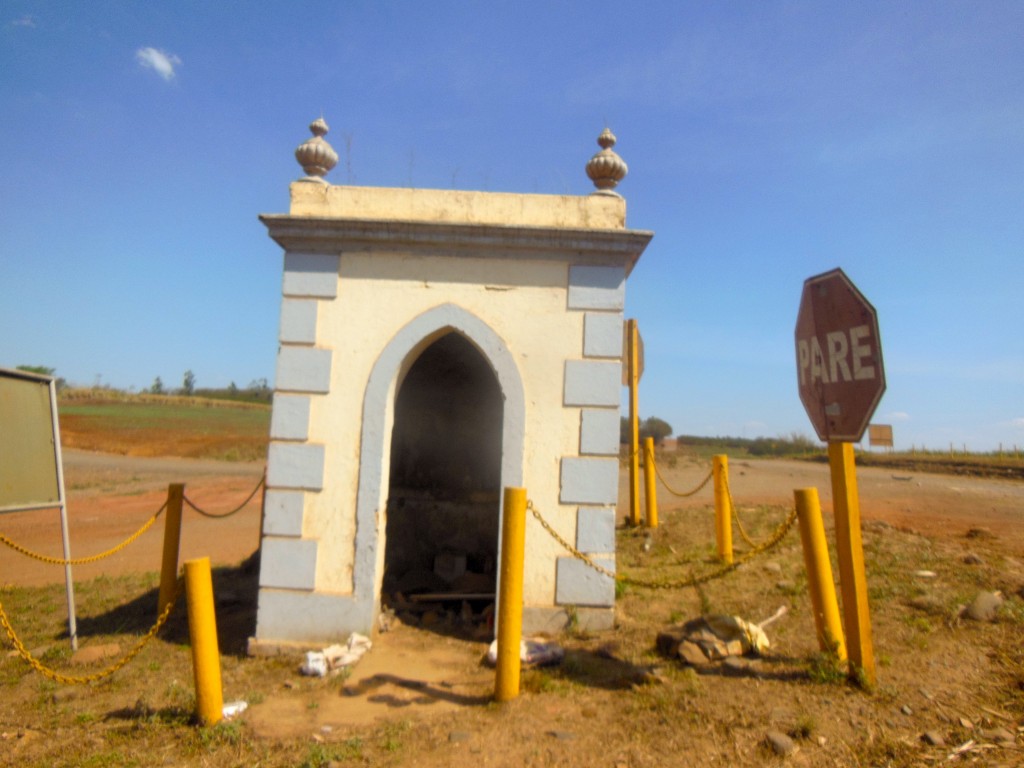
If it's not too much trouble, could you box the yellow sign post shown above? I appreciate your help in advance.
[626,319,641,527]
[828,442,875,685]
[642,437,659,528]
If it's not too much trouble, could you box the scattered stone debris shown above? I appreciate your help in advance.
[765,730,796,756]
[657,607,787,666]
[960,591,1003,622]
[300,633,372,677]
[922,730,945,746]
[979,727,1016,747]
[962,552,984,565]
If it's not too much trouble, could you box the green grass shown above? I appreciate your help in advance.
[59,402,270,436]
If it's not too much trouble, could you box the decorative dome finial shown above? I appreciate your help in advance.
[585,127,628,195]
[294,117,339,183]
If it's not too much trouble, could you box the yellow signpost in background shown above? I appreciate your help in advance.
[626,319,642,527]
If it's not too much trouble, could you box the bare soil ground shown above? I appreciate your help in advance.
[2,450,1023,767]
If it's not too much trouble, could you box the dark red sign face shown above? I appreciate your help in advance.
[795,268,885,442]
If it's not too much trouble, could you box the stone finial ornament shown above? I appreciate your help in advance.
[585,127,628,194]
[295,117,339,183]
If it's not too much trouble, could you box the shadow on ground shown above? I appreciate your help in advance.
[70,551,260,657]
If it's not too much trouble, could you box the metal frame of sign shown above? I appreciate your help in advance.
[0,367,77,649]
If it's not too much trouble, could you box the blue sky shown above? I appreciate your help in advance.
[2,2,1022,452]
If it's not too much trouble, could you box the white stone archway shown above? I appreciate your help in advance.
[353,303,525,624]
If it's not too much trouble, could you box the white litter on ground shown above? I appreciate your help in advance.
[485,637,564,667]
[300,632,373,677]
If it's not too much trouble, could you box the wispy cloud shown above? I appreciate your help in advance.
[10,15,36,27]
[135,47,181,82]
[1011,418,1024,429]
[884,411,911,422]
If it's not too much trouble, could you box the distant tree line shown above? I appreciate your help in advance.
[15,365,66,390]
[620,416,674,445]
[148,371,272,404]
[676,432,821,458]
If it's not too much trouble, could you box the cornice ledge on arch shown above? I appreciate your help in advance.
[259,215,651,275]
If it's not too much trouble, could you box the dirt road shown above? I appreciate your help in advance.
[0,449,266,587]
[4,450,1021,588]
[647,456,1024,551]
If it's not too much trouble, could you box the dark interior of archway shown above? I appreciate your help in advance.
[383,332,503,634]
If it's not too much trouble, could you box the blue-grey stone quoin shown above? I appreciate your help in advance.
[282,252,340,298]
[258,538,318,590]
[560,457,618,504]
[266,443,325,490]
[269,394,311,440]
[580,408,620,455]
[556,556,615,606]
[278,299,319,344]
[583,311,624,357]
[576,507,616,553]
[564,360,620,406]
[567,265,625,310]
[262,490,305,537]
[275,347,332,393]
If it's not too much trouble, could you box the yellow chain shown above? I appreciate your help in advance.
[724,475,759,548]
[0,577,182,685]
[651,456,714,498]
[0,502,166,566]
[185,472,265,519]
[527,499,797,591]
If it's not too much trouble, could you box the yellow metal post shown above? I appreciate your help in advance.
[794,487,847,661]
[158,483,184,616]
[184,557,224,726]
[627,319,641,526]
[712,455,733,564]
[828,441,875,686]
[643,437,658,528]
[495,487,527,702]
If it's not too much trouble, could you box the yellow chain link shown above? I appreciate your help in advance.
[0,577,182,685]
[651,455,714,498]
[724,475,759,548]
[0,502,166,566]
[185,472,265,519]
[528,499,797,591]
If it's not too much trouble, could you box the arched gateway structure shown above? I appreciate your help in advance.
[250,120,652,651]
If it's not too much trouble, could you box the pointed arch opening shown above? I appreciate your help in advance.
[382,331,503,615]
[353,304,525,631]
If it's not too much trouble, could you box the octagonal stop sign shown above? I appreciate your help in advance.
[795,268,885,442]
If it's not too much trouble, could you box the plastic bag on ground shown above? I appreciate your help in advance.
[485,637,564,667]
